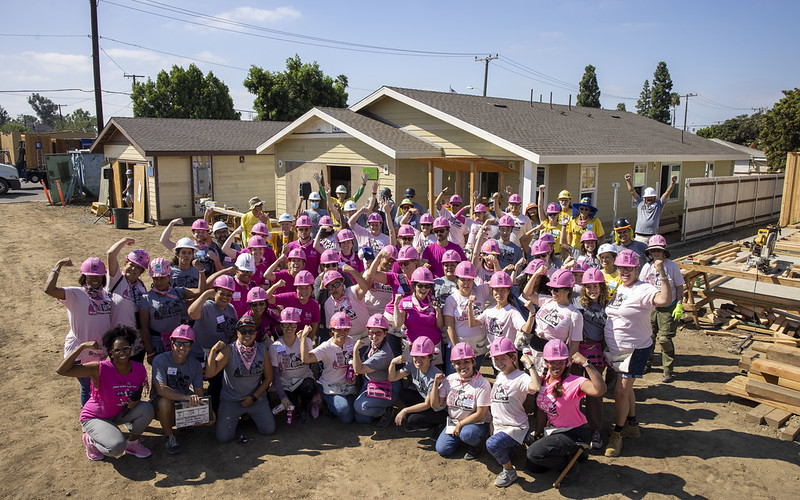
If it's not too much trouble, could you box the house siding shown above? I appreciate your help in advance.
[157,156,192,220]
[211,154,276,214]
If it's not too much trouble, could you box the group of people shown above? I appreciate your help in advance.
[48,174,685,489]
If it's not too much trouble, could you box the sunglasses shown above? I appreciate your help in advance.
[111,345,131,354]
[579,207,591,212]
[238,328,257,336]
[433,229,447,234]
[298,227,311,232]
[171,340,192,348]
[326,281,343,289]
[322,263,339,269]
[415,283,432,289]
[250,301,267,308]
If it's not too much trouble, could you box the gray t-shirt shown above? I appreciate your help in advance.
[635,197,664,235]
[497,239,523,270]
[221,342,266,401]
[170,265,199,289]
[579,301,606,342]
[140,287,186,335]
[151,351,203,398]
[622,240,649,263]
[360,342,394,382]
[433,276,458,309]
[303,208,330,237]
[192,299,238,357]
[406,362,445,411]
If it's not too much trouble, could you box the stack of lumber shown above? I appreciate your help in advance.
[725,344,800,441]
[703,304,800,342]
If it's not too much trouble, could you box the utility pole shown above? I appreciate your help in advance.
[475,54,498,97]
[681,93,697,143]
[124,73,145,88]
[90,0,103,133]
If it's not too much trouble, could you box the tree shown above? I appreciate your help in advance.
[0,123,27,133]
[244,55,348,121]
[53,108,97,133]
[636,80,651,117]
[670,92,681,127]
[27,93,60,128]
[131,64,240,120]
[576,65,601,108]
[696,113,765,147]
[649,61,674,125]
[16,114,40,131]
[616,103,627,112]
[0,105,9,126]
[760,88,800,172]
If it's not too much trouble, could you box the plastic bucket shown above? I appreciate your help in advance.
[112,208,131,229]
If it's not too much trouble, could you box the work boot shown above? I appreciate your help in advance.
[621,422,641,438]
[662,370,675,383]
[604,431,623,457]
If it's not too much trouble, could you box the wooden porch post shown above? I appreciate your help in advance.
[428,160,434,214]
[455,170,462,199]
[470,161,477,203]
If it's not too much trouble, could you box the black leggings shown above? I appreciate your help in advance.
[285,377,317,410]
[399,387,447,428]
[526,424,590,471]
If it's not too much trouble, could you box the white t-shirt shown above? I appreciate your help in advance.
[414,229,436,254]
[639,260,684,305]
[534,299,583,344]
[325,286,369,339]
[439,373,492,422]
[60,287,112,364]
[352,224,390,265]
[501,210,533,246]
[443,285,490,341]
[604,281,658,352]
[269,337,314,392]
[477,304,527,344]
[491,369,534,443]
[439,206,469,248]
[106,269,147,354]
[310,337,356,395]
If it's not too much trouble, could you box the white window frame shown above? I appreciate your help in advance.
[631,163,647,208]
[705,162,714,178]
[662,163,682,202]
[579,165,597,203]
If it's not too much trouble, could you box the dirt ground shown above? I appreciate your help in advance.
[1,201,798,500]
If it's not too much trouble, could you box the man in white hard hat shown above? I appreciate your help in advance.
[122,169,134,207]
[625,174,678,243]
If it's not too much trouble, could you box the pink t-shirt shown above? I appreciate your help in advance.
[325,286,369,338]
[534,299,583,344]
[286,239,320,277]
[491,369,534,443]
[352,224,390,266]
[604,281,658,352]
[477,304,527,344]
[230,277,254,319]
[60,287,112,364]
[536,374,587,429]
[439,373,492,422]
[399,295,441,345]
[274,293,320,330]
[238,248,277,287]
[310,337,356,395]
[272,270,297,296]
[421,242,467,278]
[80,360,147,421]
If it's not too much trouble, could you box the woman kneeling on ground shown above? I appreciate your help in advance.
[56,326,154,461]
[389,336,447,432]
[353,314,401,426]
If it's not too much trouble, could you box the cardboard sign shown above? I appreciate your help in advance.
[175,397,211,428]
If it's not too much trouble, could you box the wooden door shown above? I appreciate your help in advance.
[133,163,147,222]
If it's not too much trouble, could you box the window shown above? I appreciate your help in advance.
[660,163,681,201]
[580,165,597,202]
[631,163,647,207]
[705,162,714,178]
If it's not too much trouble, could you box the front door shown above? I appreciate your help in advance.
[191,156,212,216]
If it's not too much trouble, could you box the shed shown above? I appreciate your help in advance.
[709,138,768,174]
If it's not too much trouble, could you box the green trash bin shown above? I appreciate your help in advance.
[112,208,131,229]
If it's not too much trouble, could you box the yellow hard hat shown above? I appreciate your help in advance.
[558,190,572,200]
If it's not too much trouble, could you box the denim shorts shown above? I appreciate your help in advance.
[619,345,654,379]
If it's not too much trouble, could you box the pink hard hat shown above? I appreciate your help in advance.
[545,202,561,214]
[538,232,555,244]
[442,249,461,263]
[149,257,172,278]
[498,215,515,227]
[191,219,210,231]
[329,311,352,329]
[580,231,598,242]
[449,194,463,204]
[247,287,268,303]
[489,271,513,288]
[411,267,435,284]
[126,249,150,269]
[367,213,383,224]
[581,267,605,284]
[432,217,449,230]
[251,222,269,236]
[80,257,106,276]
[646,234,670,257]
[481,239,500,255]
[419,213,434,225]
[398,224,415,238]
[543,339,570,362]
[571,260,590,273]
[288,248,307,260]
[489,337,516,358]
[397,245,419,262]
[547,268,575,289]
[170,324,195,342]
[280,307,301,324]
[319,215,334,227]
[295,215,312,228]
[531,239,550,256]
[214,275,235,291]
[508,194,522,204]
[381,246,399,260]
[322,270,344,288]
[523,258,546,275]
[455,261,477,279]
[320,249,340,265]
[474,203,487,213]
[248,235,267,248]
[336,229,355,242]
[615,249,640,268]
[450,342,476,361]
[293,270,314,287]
[366,313,389,330]
[410,337,435,356]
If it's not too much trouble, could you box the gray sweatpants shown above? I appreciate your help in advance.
[81,401,154,457]
[216,397,276,443]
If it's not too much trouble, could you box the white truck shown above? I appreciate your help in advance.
[0,162,22,195]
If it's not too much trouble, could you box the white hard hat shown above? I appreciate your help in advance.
[336,185,348,194]
[643,187,657,198]
[235,253,256,273]
[175,237,198,252]
[598,243,619,256]
[344,200,358,212]
[278,213,293,223]
[212,221,228,233]
[308,192,322,201]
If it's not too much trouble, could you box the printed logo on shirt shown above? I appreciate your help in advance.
[607,290,628,309]
[447,388,476,410]
[88,300,112,316]
[233,360,264,377]
[333,349,353,370]
[536,390,559,421]
[335,297,358,320]
[217,315,237,334]
[491,383,511,403]
[536,306,563,328]
[152,298,183,320]
[279,352,305,371]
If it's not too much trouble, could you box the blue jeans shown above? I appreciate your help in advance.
[354,380,401,423]
[486,431,521,465]
[435,422,489,456]
[320,391,355,424]
[78,377,91,407]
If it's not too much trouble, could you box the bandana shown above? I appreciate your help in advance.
[236,339,257,370]
[151,285,178,299]
[458,371,481,385]
[576,217,588,228]
[83,284,109,304]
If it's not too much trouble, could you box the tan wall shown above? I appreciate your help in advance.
[102,144,147,163]
[211,154,276,214]
[156,156,192,220]
[148,158,157,223]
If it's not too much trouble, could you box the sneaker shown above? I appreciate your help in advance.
[604,431,623,457]
[464,445,480,460]
[164,434,181,455]
[310,393,322,419]
[662,373,675,383]
[377,407,396,428]
[591,430,603,449]
[83,433,104,461]
[494,468,518,488]
[403,423,431,433]
[125,438,152,458]
[621,422,641,438]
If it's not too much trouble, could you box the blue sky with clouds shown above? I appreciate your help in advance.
[1,0,797,131]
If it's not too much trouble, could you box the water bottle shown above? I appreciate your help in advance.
[286,404,296,426]
[345,360,355,383]
[271,403,285,415]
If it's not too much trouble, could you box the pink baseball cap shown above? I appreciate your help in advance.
[293,270,314,287]
[337,229,355,242]
[80,257,106,276]
[170,325,195,342]
[280,307,301,324]
[295,215,312,228]
[410,337,435,356]
[214,275,235,291]
[247,287,268,303]
[329,311,352,329]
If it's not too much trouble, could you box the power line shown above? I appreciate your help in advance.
[0,33,87,38]
[99,45,127,73]
[695,94,751,111]
[101,36,251,71]
[0,88,130,95]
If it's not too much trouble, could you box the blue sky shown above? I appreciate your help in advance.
[1,0,796,131]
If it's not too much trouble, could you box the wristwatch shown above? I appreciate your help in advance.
[582,360,590,368]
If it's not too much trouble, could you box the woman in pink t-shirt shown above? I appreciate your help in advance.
[266,270,320,340]
[525,339,605,483]
[394,267,444,364]
[56,326,154,461]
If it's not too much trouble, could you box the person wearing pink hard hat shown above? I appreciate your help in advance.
[57,326,154,461]
[430,342,492,459]
[395,223,417,250]
[348,198,397,267]
[104,238,150,362]
[474,214,523,273]
[352,313,401,426]
[466,201,494,256]
[603,249,673,458]
[334,228,364,277]
[560,229,601,270]
[160,218,223,276]
[414,212,437,254]
[240,286,274,346]
[525,339,606,483]
[433,188,471,248]
[493,186,533,247]
[485,337,542,488]
[139,257,205,364]
[207,316,275,443]
[266,270,320,339]
[394,267,445,366]
[322,268,370,340]
[264,246,307,297]
[640,234,684,384]
[46,255,114,405]
[444,261,492,375]
[269,307,317,425]
[301,312,357,423]
[471,236,502,286]
[283,214,321,278]
[362,246,401,318]
[313,250,355,341]
[433,248,461,308]
[150,325,207,454]
[535,195,566,254]
[389,243,419,276]
[420,216,468,279]
[389,336,448,432]
[312,214,339,254]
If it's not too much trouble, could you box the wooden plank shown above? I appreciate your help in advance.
[725,376,800,414]
[747,372,779,384]
[678,262,800,288]
[722,319,740,330]
[751,359,800,383]
[779,420,800,441]
[745,378,800,408]
[745,403,775,424]
[765,344,800,365]
[764,408,794,428]
[779,377,800,392]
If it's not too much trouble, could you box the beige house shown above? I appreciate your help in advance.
[258,87,749,235]
[90,117,288,224]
